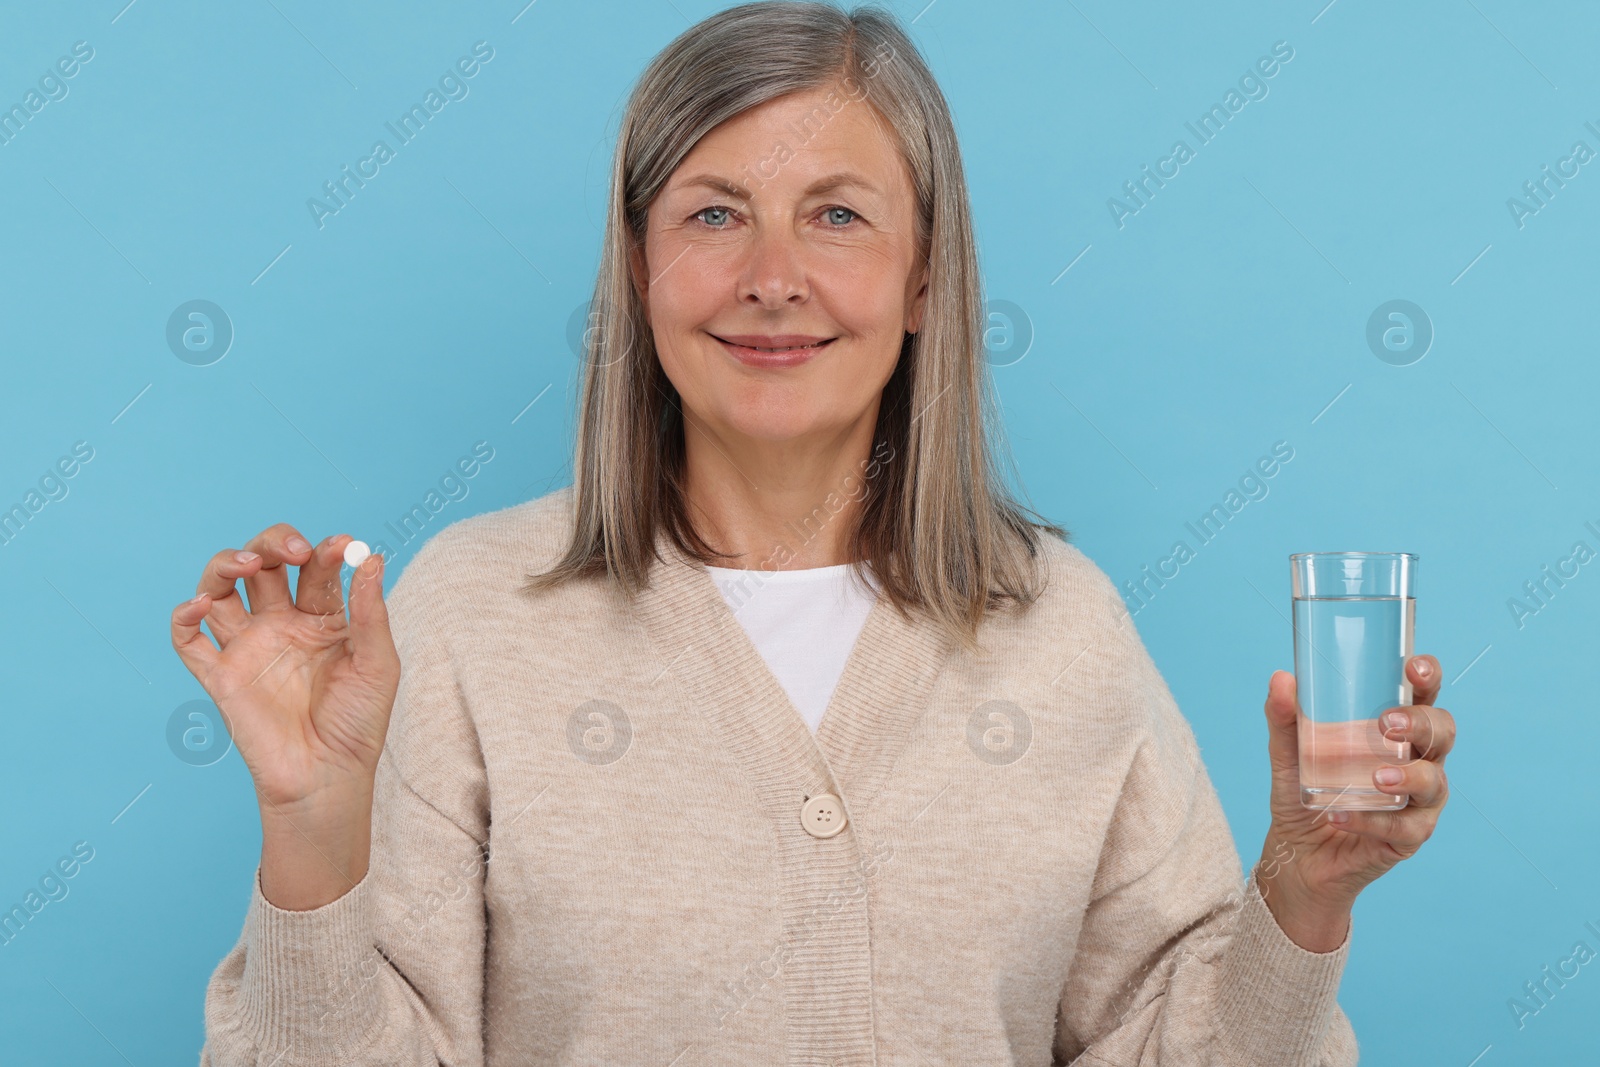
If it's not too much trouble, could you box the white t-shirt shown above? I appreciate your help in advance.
[706,562,879,734]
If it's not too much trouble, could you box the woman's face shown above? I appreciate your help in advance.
[632,83,928,449]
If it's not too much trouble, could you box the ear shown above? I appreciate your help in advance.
[904,258,930,335]
[628,240,651,325]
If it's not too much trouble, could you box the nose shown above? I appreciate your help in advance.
[737,225,809,309]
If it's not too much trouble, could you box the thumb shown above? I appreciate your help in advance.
[1263,669,1301,777]
[347,553,397,671]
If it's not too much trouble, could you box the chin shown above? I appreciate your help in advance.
[728,413,823,444]
[714,395,827,443]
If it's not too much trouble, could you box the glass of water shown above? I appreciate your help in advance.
[1290,552,1417,811]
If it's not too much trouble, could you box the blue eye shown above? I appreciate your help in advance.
[693,205,733,227]
[690,204,861,229]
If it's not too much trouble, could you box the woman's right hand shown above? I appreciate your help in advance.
[169,524,401,821]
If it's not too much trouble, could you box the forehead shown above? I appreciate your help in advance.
[664,84,909,201]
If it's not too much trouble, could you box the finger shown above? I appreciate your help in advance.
[296,534,352,617]
[347,553,397,674]
[1407,654,1441,706]
[1324,804,1438,852]
[1381,704,1456,765]
[1262,670,1301,778]
[1373,756,1449,808]
[170,593,221,681]
[239,524,315,613]
[195,548,265,637]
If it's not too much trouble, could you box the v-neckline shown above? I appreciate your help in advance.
[706,559,878,733]
[631,527,954,816]
[628,526,954,1062]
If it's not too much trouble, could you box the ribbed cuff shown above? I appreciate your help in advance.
[1213,877,1351,1067]
[235,865,384,1064]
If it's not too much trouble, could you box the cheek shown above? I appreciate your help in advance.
[651,242,733,326]
[822,244,911,322]
[819,279,906,360]
[645,251,717,357]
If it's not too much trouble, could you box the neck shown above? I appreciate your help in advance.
[679,407,880,570]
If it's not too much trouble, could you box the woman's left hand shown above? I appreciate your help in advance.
[1253,654,1455,951]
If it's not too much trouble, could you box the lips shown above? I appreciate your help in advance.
[712,332,837,367]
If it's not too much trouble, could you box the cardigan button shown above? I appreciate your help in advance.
[800,794,847,839]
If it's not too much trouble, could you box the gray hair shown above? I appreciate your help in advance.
[525,0,1066,652]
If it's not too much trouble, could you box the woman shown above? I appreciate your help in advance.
[177,4,1454,1064]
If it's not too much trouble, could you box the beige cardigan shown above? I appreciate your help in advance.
[199,487,1358,1066]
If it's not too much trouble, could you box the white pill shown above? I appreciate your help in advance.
[343,540,371,568]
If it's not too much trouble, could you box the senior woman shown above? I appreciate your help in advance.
[180,4,1454,1064]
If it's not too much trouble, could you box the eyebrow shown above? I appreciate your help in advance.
[671,170,883,201]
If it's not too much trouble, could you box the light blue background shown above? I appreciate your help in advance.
[2,1,1595,1063]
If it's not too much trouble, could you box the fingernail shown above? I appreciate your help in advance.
[234,551,258,563]
[189,593,206,604]
[1329,811,1350,823]
[1384,710,1409,733]
[1375,767,1404,786]
[286,536,312,554]
[1414,658,1431,678]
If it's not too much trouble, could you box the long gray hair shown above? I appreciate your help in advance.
[524,0,1067,652]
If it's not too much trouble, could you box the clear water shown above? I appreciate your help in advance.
[1292,596,1414,810]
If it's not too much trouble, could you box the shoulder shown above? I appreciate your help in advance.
[1017,529,1132,637]
[967,528,1140,698]
[990,529,1192,751]
[384,485,577,629]
[1028,531,1183,715]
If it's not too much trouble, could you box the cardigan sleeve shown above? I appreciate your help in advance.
[1052,585,1359,1067]
[198,549,494,1067]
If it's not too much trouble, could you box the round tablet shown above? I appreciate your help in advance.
[343,540,371,568]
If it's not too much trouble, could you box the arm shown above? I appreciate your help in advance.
[1054,762,1358,1066]
[198,556,495,1066]
[1052,588,1358,1067]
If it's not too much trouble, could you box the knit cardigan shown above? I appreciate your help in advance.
[199,486,1359,1066]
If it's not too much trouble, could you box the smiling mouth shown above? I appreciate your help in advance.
[711,335,837,353]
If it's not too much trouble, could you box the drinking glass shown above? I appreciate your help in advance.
[1290,552,1417,811]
